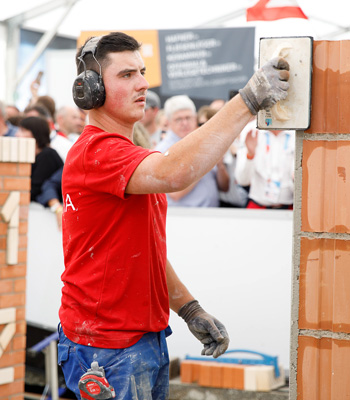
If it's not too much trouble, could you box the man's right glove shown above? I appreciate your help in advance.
[239,57,290,115]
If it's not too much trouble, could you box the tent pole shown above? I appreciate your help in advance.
[4,0,80,104]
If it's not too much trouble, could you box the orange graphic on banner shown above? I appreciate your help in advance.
[77,30,162,88]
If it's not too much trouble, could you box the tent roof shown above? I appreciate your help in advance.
[2,0,350,104]
[2,0,350,41]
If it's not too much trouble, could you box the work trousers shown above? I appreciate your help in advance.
[58,325,171,400]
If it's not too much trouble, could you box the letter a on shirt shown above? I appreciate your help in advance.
[65,194,76,211]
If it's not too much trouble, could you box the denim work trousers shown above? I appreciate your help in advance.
[58,325,171,400]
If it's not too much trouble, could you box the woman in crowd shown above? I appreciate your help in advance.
[16,116,63,201]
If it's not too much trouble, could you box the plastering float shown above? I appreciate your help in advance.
[257,36,313,130]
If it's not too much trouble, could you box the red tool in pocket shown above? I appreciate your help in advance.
[78,361,116,399]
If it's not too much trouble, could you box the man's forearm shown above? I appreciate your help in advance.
[166,259,194,313]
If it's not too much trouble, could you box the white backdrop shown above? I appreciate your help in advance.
[166,207,293,370]
[45,49,77,109]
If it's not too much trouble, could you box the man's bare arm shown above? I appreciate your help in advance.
[126,95,251,195]
[166,259,194,313]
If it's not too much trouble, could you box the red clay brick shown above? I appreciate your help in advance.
[17,250,27,265]
[19,206,29,222]
[0,252,6,265]
[9,395,24,400]
[198,363,212,387]
[15,308,26,322]
[0,279,13,293]
[0,193,7,204]
[18,222,27,235]
[0,350,26,368]
[19,192,30,206]
[198,362,223,388]
[221,364,243,389]
[222,365,234,389]
[180,360,194,383]
[192,362,203,383]
[14,365,25,380]
[18,163,31,177]
[232,365,245,390]
[18,236,27,250]
[12,335,26,351]
[211,364,223,388]
[0,265,26,279]
[14,279,26,293]
[0,293,26,308]
[0,380,25,398]
[0,222,8,235]
[0,237,7,250]
[3,177,30,192]
[9,395,25,400]
[15,321,26,336]
[0,164,18,176]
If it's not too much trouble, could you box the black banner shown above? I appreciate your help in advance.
[158,27,255,101]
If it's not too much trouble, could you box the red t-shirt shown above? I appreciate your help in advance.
[59,125,169,348]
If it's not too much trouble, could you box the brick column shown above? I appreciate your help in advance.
[290,40,350,399]
[0,137,35,400]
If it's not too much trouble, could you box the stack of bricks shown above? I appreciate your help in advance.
[180,360,285,392]
[290,40,350,399]
[0,137,35,400]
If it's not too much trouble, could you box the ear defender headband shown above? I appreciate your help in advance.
[72,36,106,110]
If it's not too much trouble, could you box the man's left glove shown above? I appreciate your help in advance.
[178,300,229,358]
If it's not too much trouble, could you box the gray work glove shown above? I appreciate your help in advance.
[178,300,229,358]
[239,57,290,115]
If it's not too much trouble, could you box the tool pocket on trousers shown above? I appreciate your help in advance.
[57,343,69,366]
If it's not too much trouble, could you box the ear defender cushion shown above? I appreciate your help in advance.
[72,70,105,110]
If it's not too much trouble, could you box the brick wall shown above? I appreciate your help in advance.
[290,40,350,399]
[0,138,35,400]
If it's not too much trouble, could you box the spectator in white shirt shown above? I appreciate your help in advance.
[235,120,295,209]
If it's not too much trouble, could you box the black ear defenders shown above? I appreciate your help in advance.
[72,36,106,110]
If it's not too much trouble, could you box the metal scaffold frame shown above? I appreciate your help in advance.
[2,0,80,103]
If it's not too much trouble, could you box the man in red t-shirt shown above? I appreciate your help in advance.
[58,32,289,399]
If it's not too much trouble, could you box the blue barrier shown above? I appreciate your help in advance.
[30,331,59,353]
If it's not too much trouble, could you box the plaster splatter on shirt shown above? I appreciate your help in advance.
[89,246,94,259]
[119,175,126,189]
[131,252,141,258]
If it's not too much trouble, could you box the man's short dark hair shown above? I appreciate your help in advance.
[76,32,141,75]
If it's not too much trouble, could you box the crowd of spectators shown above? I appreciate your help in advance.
[0,83,295,228]
[0,79,87,229]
